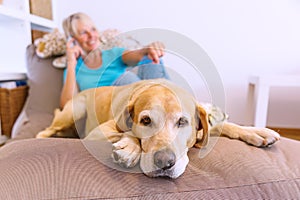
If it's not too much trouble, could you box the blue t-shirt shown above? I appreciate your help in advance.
[64,47,126,91]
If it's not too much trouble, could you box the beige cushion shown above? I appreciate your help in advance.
[11,44,64,139]
[0,137,299,199]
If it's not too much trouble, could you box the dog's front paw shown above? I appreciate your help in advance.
[256,128,280,147]
[244,127,280,147]
[112,133,141,168]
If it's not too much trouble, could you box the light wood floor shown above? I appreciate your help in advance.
[268,127,300,141]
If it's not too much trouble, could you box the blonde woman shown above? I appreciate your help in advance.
[61,12,169,108]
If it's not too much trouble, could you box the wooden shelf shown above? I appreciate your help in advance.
[0,0,57,73]
[0,73,27,82]
[0,5,26,21]
[29,14,56,31]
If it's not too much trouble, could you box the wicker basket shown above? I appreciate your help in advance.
[0,86,29,137]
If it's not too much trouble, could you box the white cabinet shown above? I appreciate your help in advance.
[0,0,57,73]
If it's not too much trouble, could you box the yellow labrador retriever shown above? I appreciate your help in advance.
[37,79,280,178]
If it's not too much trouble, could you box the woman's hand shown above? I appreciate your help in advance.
[66,37,85,67]
[122,41,166,66]
[145,41,165,64]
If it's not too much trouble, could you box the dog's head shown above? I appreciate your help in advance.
[116,80,210,178]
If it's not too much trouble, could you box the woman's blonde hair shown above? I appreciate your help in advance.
[62,12,99,38]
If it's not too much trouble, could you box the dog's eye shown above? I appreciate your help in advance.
[140,116,151,126]
[177,117,188,128]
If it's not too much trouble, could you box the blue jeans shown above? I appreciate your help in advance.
[113,62,170,86]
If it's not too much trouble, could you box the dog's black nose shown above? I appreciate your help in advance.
[154,148,176,170]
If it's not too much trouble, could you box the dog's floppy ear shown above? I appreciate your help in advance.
[115,101,134,132]
[111,84,137,133]
[194,104,210,148]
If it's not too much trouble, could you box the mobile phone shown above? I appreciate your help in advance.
[67,36,78,47]
[67,36,86,57]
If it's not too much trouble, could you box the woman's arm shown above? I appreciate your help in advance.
[60,64,78,108]
[122,41,165,66]
[60,38,85,108]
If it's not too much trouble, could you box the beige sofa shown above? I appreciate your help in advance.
[0,45,299,199]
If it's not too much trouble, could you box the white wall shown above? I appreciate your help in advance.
[55,0,300,128]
